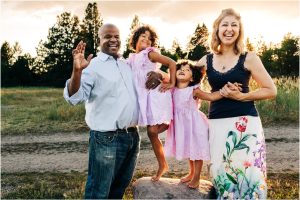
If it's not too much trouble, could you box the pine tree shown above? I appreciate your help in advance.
[159,45,177,72]
[171,39,187,60]
[80,2,103,57]
[1,42,36,86]
[1,41,14,86]
[11,53,35,86]
[38,12,81,86]
[123,15,140,58]
[187,23,209,61]
[32,40,49,74]
[277,33,299,76]
[11,42,23,63]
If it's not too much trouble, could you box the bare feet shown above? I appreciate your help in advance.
[180,173,194,183]
[151,164,169,181]
[187,179,200,189]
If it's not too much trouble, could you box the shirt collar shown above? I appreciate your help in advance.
[98,52,122,62]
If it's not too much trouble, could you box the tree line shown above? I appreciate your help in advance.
[1,2,299,87]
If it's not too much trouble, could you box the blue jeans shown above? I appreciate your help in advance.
[84,129,140,199]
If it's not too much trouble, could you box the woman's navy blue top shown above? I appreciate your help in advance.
[206,53,258,119]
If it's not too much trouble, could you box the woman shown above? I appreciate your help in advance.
[195,8,277,199]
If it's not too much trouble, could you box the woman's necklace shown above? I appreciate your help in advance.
[222,66,226,70]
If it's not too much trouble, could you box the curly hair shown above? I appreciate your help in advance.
[129,25,158,51]
[176,60,205,87]
[210,8,245,55]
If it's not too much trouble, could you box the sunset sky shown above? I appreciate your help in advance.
[0,0,299,56]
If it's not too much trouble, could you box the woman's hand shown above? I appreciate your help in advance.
[220,82,246,101]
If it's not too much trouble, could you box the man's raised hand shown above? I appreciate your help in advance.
[72,41,93,71]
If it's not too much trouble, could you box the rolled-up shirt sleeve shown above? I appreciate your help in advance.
[63,69,95,105]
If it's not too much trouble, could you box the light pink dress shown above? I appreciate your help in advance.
[127,47,172,126]
[164,85,210,161]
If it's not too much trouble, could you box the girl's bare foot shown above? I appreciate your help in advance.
[151,164,169,181]
[180,173,194,183]
[187,178,200,189]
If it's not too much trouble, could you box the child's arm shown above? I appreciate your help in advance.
[156,69,170,83]
[193,88,223,101]
[148,51,176,92]
[193,82,243,101]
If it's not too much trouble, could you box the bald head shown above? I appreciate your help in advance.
[98,23,119,37]
[98,23,121,58]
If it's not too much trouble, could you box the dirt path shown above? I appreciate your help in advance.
[1,125,299,175]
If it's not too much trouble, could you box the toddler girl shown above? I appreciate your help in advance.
[164,60,222,188]
[127,25,176,181]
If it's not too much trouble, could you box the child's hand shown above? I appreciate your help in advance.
[192,89,200,100]
[159,82,174,92]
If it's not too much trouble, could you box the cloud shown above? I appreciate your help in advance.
[2,1,299,23]
[0,0,299,56]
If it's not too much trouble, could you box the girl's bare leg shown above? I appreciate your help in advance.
[147,125,168,181]
[188,160,203,189]
[180,160,194,183]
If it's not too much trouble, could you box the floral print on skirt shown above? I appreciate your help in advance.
[209,116,267,199]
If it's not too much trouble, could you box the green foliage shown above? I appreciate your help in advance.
[1,3,299,87]
[160,46,178,61]
[260,33,299,77]
[1,41,14,85]
[1,42,36,86]
[187,23,209,61]
[159,46,179,72]
[31,40,49,75]
[10,54,35,86]
[80,2,103,57]
[40,12,81,86]
[171,39,187,60]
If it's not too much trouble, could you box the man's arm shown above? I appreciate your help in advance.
[68,41,93,96]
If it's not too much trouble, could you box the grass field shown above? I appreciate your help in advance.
[1,171,299,199]
[1,87,87,135]
[1,77,298,135]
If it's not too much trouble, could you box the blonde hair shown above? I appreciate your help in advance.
[210,8,244,55]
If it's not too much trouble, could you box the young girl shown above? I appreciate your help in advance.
[164,60,222,188]
[127,25,176,181]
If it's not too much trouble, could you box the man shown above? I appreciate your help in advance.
[64,24,139,199]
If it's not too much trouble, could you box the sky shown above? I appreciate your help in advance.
[0,0,299,56]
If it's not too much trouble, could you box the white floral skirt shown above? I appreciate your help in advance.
[209,116,267,199]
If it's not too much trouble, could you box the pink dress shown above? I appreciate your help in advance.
[164,85,210,161]
[127,47,172,126]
